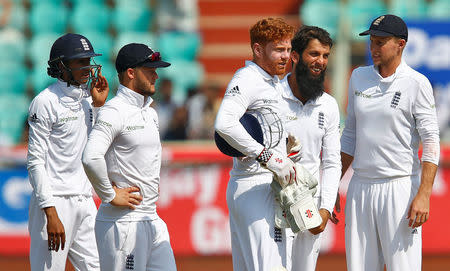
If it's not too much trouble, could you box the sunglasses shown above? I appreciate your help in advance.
[129,51,161,68]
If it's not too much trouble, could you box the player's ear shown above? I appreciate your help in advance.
[290,51,300,64]
[126,67,136,80]
[253,43,263,58]
[398,38,406,49]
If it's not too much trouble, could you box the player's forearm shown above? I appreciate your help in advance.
[215,99,265,157]
[340,152,354,179]
[28,164,55,208]
[417,161,438,198]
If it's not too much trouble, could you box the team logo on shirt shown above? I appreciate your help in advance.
[318,112,325,129]
[153,118,159,131]
[89,109,93,124]
[125,254,134,270]
[29,113,39,123]
[274,227,282,242]
[411,228,418,234]
[225,85,241,96]
[390,91,401,108]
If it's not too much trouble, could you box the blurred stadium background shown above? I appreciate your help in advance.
[0,0,449,270]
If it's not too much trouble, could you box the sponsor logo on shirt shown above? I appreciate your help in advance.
[126,125,145,131]
[97,119,112,127]
[262,99,278,104]
[355,91,372,99]
[286,115,297,121]
[390,91,401,108]
[59,116,78,123]
[29,113,39,123]
[225,85,241,96]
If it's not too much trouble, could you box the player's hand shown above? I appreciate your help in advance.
[330,192,340,224]
[43,206,65,252]
[262,150,296,187]
[309,209,330,235]
[90,67,109,107]
[287,133,302,163]
[110,183,143,210]
[407,191,430,228]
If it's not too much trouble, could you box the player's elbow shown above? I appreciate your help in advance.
[81,147,95,173]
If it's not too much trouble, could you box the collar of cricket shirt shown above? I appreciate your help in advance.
[245,60,281,85]
[373,59,408,84]
[117,84,153,108]
[280,73,323,107]
[56,79,89,111]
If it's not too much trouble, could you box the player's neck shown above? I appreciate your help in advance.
[377,57,401,78]
[287,74,307,104]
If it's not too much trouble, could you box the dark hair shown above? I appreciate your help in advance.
[291,25,333,55]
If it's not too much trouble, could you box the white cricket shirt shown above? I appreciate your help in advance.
[280,74,341,214]
[82,84,161,221]
[341,61,440,179]
[214,61,288,177]
[27,80,96,208]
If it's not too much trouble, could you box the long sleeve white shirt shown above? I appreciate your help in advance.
[341,61,440,179]
[27,80,95,208]
[82,85,161,221]
[280,75,341,214]
[214,61,288,177]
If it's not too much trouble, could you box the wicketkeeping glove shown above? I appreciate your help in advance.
[287,133,303,163]
[271,163,321,233]
[257,148,296,187]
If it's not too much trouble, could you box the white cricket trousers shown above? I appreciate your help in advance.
[226,174,292,271]
[28,194,100,271]
[95,217,177,271]
[345,175,422,271]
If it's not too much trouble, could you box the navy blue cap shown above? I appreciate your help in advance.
[359,14,408,41]
[115,43,171,73]
[49,33,101,63]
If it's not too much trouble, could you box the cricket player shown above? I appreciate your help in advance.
[280,26,341,271]
[27,33,109,270]
[214,18,296,271]
[82,43,177,271]
[339,14,440,271]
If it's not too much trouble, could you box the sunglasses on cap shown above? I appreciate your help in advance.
[129,51,161,68]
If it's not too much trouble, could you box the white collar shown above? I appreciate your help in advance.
[245,60,281,83]
[116,84,153,108]
[373,60,407,83]
[56,79,88,100]
[280,73,323,106]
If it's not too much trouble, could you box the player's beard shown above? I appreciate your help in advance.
[294,59,325,102]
